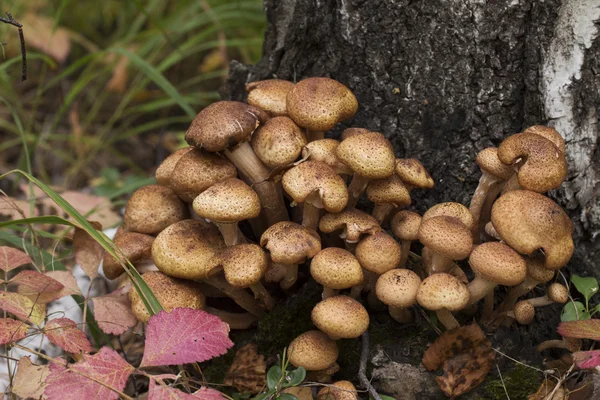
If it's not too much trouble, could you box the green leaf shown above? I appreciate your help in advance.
[571,274,599,302]
[370,396,396,400]
[267,365,282,390]
[284,367,306,387]
[254,390,274,400]
[276,394,298,400]
[561,301,588,322]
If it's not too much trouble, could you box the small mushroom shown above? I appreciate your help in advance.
[537,337,581,353]
[288,330,339,371]
[522,125,565,153]
[246,79,295,116]
[354,231,402,294]
[507,300,536,325]
[310,248,363,299]
[317,381,358,400]
[102,232,155,280]
[250,116,307,169]
[155,147,193,186]
[418,215,473,274]
[526,283,569,307]
[340,127,369,140]
[366,174,411,224]
[123,185,188,234]
[319,208,382,246]
[375,269,422,323]
[394,158,435,192]
[311,295,370,339]
[390,210,422,268]
[302,139,354,175]
[417,273,470,330]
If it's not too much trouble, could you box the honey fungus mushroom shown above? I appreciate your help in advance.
[418,215,473,275]
[417,273,470,330]
[376,269,422,323]
[102,231,155,280]
[311,295,369,339]
[317,381,358,400]
[250,116,307,169]
[391,210,422,268]
[123,185,188,234]
[302,139,354,175]
[366,174,411,224]
[155,147,193,186]
[246,79,295,116]
[319,208,382,244]
[288,330,339,371]
[310,248,363,299]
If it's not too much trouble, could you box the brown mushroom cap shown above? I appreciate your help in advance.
[302,139,353,175]
[185,101,269,152]
[246,79,295,116]
[192,178,261,223]
[281,161,349,212]
[260,221,321,264]
[547,283,569,304]
[524,257,555,283]
[366,174,411,208]
[318,381,358,400]
[310,248,363,289]
[491,190,574,270]
[102,232,154,280]
[123,185,188,234]
[418,216,473,260]
[286,77,358,131]
[514,300,535,325]
[469,242,527,286]
[476,147,514,180]
[391,210,422,241]
[355,231,402,274]
[375,269,422,308]
[523,125,565,153]
[288,330,339,371]
[395,159,434,189]
[155,147,193,186]
[422,202,474,230]
[129,271,205,323]
[341,127,370,140]
[152,219,225,279]
[336,132,396,179]
[311,295,370,339]
[417,273,470,312]
[211,244,268,288]
[319,209,382,243]
[250,116,307,169]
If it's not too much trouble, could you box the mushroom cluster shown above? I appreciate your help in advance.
[104,77,574,382]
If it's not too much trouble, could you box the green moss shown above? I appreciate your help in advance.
[484,364,542,400]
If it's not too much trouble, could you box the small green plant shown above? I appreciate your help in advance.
[561,274,600,321]
[253,349,306,400]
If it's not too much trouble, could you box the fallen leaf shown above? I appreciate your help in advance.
[224,343,266,394]
[44,318,92,353]
[0,318,29,344]
[10,270,64,293]
[140,308,233,367]
[422,323,488,371]
[44,347,134,400]
[528,379,568,400]
[18,270,82,304]
[557,320,600,341]
[105,51,131,93]
[148,379,224,400]
[0,290,46,326]
[12,356,50,399]
[0,246,33,272]
[199,49,226,73]
[92,286,137,335]
[23,13,71,62]
[572,350,600,369]
[73,222,104,280]
[39,191,121,228]
[0,196,39,219]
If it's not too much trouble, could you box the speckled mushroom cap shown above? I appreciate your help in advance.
[366,174,411,208]
[395,159,435,189]
[418,216,473,260]
[210,244,268,288]
[336,132,396,179]
[317,381,358,400]
[497,133,567,192]
[286,77,358,131]
[250,116,307,169]
[129,271,205,323]
[288,330,339,371]
[491,190,574,270]
[422,202,474,230]
[514,300,535,325]
[341,127,370,140]
[375,269,422,308]
[311,296,370,339]
[319,208,382,243]
[123,185,188,234]
[260,221,321,264]
[391,210,422,241]
[281,161,349,212]
[355,231,402,274]
[185,101,269,152]
[468,242,527,286]
[155,147,193,186]
[417,273,470,312]
[152,219,226,279]
[547,283,569,304]
[476,147,514,180]
[302,139,354,175]
[102,232,154,280]
[525,257,555,283]
[193,178,261,223]
[246,79,295,116]
[170,149,237,202]
[310,248,363,289]
[523,125,565,153]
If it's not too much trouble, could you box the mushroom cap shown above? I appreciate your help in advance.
[281,161,349,212]
[170,149,237,202]
[211,244,268,288]
[260,221,321,264]
[341,127,370,140]
[336,132,396,179]
[310,248,363,289]
[129,271,205,323]
[302,139,354,175]
[395,159,434,189]
[319,208,382,243]
[193,178,261,223]
[317,381,358,400]
[311,295,370,339]
[523,125,565,153]
[468,242,527,286]
[250,116,307,169]
[485,221,501,240]
[366,174,411,208]
[547,283,569,304]
[375,269,422,308]
[246,79,295,116]
[497,132,567,192]
[422,202,474,230]
[102,232,154,280]
[288,330,339,371]
[476,147,513,181]
[491,190,574,270]
[418,216,473,260]
[286,77,358,131]
[355,231,402,274]
[417,273,470,312]
[185,101,269,152]
[123,185,188,234]
[525,257,556,283]
[155,147,193,186]
[391,210,422,241]
[514,300,535,325]
[152,219,226,279]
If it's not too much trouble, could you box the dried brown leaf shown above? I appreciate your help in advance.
[12,356,50,399]
[73,221,104,280]
[0,246,33,272]
[436,344,495,398]
[18,270,82,304]
[528,380,568,400]
[224,343,266,394]
[422,323,488,371]
[23,13,71,62]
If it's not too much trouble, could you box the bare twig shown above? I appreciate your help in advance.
[358,331,382,400]
[0,12,26,81]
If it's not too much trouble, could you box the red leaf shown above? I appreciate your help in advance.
[0,318,29,344]
[140,308,233,367]
[93,286,137,335]
[0,246,33,272]
[73,223,104,280]
[45,347,134,400]
[148,379,224,400]
[18,270,83,304]
[557,320,600,340]
[11,270,64,293]
[0,291,45,326]
[44,318,92,353]
[572,350,600,369]
[12,356,50,399]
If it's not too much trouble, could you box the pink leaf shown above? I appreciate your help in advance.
[573,350,600,369]
[148,379,224,400]
[11,270,64,293]
[44,318,92,353]
[140,308,233,367]
[0,246,33,272]
[18,270,83,304]
[93,286,137,335]
[73,223,104,280]
[0,318,29,344]
[45,347,134,400]
[0,291,45,326]
[12,356,50,399]
[557,320,600,340]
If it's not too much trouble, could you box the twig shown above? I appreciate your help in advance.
[496,364,510,400]
[358,331,382,400]
[0,12,26,81]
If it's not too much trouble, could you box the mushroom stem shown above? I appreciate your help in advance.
[265,262,287,284]
[423,247,453,274]
[389,306,413,323]
[307,130,325,142]
[526,295,553,307]
[346,175,370,209]
[372,204,394,224]
[479,182,503,239]
[279,263,298,290]
[204,307,259,330]
[436,309,461,330]
[204,274,265,317]
[216,222,241,247]
[469,172,501,243]
[399,240,411,268]
[349,283,364,299]
[501,174,522,193]
[466,277,496,306]
[497,276,541,313]
[322,287,339,299]
[250,282,275,310]
[302,203,322,230]
[482,291,495,321]
[536,339,570,352]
